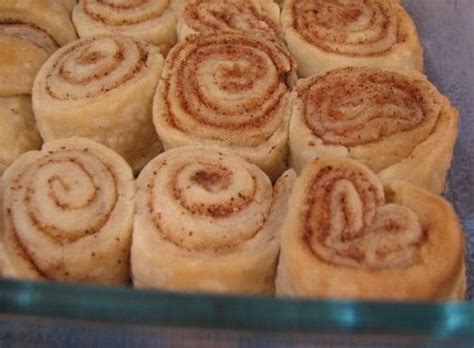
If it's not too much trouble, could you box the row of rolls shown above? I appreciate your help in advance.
[0,138,465,301]
[0,0,466,300]
[0,0,455,190]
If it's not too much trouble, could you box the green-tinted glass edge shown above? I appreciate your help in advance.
[0,279,473,337]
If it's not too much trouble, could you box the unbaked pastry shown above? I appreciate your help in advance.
[177,0,281,42]
[153,33,295,180]
[132,146,296,294]
[1,137,135,285]
[0,0,77,55]
[281,0,423,77]
[289,67,458,194]
[276,158,466,300]
[32,35,165,172]
[72,0,179,54]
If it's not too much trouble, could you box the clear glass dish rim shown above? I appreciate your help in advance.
[0,278,473,337]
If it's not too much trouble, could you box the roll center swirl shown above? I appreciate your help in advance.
[147,150,273,252]
[46,36,148,100]
[304,165,423,269]
[11,150,118,245]
[162,34,293,147]
[301,69,438,147]
[190,167,231,193]
[291,0,403,56]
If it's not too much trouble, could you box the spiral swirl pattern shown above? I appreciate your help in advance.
[142,147,274,252]
[132,146,295,293]
[289,0,406,56]
[289,66,458,186]
[2,138,134,283]
[44,36,150,100]
[302,160,423,269]
[73,0,178,53]
[299,67,439,147]
[160,34,292,146]
[276,158,465,300]
[13,151,117,245]
[180,0,280,40]
[33,35,164,171]
[154,33,294,178]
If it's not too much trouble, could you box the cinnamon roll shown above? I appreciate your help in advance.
[0,0,77,55]
[276,158,465,300]
[32,35,165,172]
[0,97,41,175]
[1,137,134,285]
[177,0,281,42]
[290,67,458,194]
[72,0,179,54]
[132,146,296,294]
[281,0,423,77]
[153,33,295,180]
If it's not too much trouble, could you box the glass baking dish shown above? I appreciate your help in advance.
[0,0,473,346]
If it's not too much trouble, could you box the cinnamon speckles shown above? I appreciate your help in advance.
[44,37,150,100]
[182,0,280,39]
[300,67,437,147]
[301,160,423,270]
[142,148,272,253]
[14,150,119,245]
[291,0,403,56]
[161,33,293,147]
[190,168,230,193]
[2,139,132,283]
